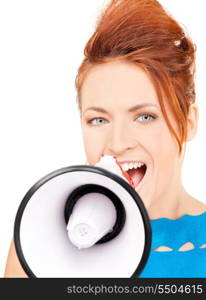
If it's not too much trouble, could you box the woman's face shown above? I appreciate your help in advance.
[80,61,182,208]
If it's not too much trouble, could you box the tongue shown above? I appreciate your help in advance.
[127,167,145,188]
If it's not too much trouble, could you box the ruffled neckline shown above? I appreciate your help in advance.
[150,211,206,222]
[150,211,206,250]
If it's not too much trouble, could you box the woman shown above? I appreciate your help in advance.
[5,0,206,277]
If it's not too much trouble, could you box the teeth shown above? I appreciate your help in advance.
[122,163,129,171]
[121,161,145,171]
[129,162,133,169]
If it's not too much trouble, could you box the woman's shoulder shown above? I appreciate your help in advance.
[186,197,206,216]
[4,239,28,278]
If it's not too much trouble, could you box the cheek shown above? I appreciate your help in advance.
[152,130,180,187]
[140,123,179,164]
[159,130,179,163]
[82,127,105,164]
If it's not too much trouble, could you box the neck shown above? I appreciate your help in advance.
[147,185,189,220]
[144,148,205,220]
[146,163,194,220]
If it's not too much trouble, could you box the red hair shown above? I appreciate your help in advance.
[75,0,196,152]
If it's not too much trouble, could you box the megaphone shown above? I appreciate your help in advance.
[14,156,151,278]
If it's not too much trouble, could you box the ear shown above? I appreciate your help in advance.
[186,103,198,141]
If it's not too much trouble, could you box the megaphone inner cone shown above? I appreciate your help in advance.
[64,184,126,249]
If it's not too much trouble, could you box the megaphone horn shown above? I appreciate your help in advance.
[14,156,151,278]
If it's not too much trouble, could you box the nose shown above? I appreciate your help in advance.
[106,123,137,156]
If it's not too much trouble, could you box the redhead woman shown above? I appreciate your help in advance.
[5,0,206,277]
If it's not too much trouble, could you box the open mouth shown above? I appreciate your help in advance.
[115,159,147,192]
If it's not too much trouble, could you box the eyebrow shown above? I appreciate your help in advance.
[83,103,160,114]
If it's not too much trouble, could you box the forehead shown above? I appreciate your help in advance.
[80,60,160,110]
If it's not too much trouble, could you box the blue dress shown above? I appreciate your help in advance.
[139,212,206,278]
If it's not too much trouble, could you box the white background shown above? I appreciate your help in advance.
[0,0,205,276]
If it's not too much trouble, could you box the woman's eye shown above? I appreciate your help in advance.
[136,113,157,123]
[87,118,108,126]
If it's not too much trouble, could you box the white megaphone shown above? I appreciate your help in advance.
[14,155,151,278]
